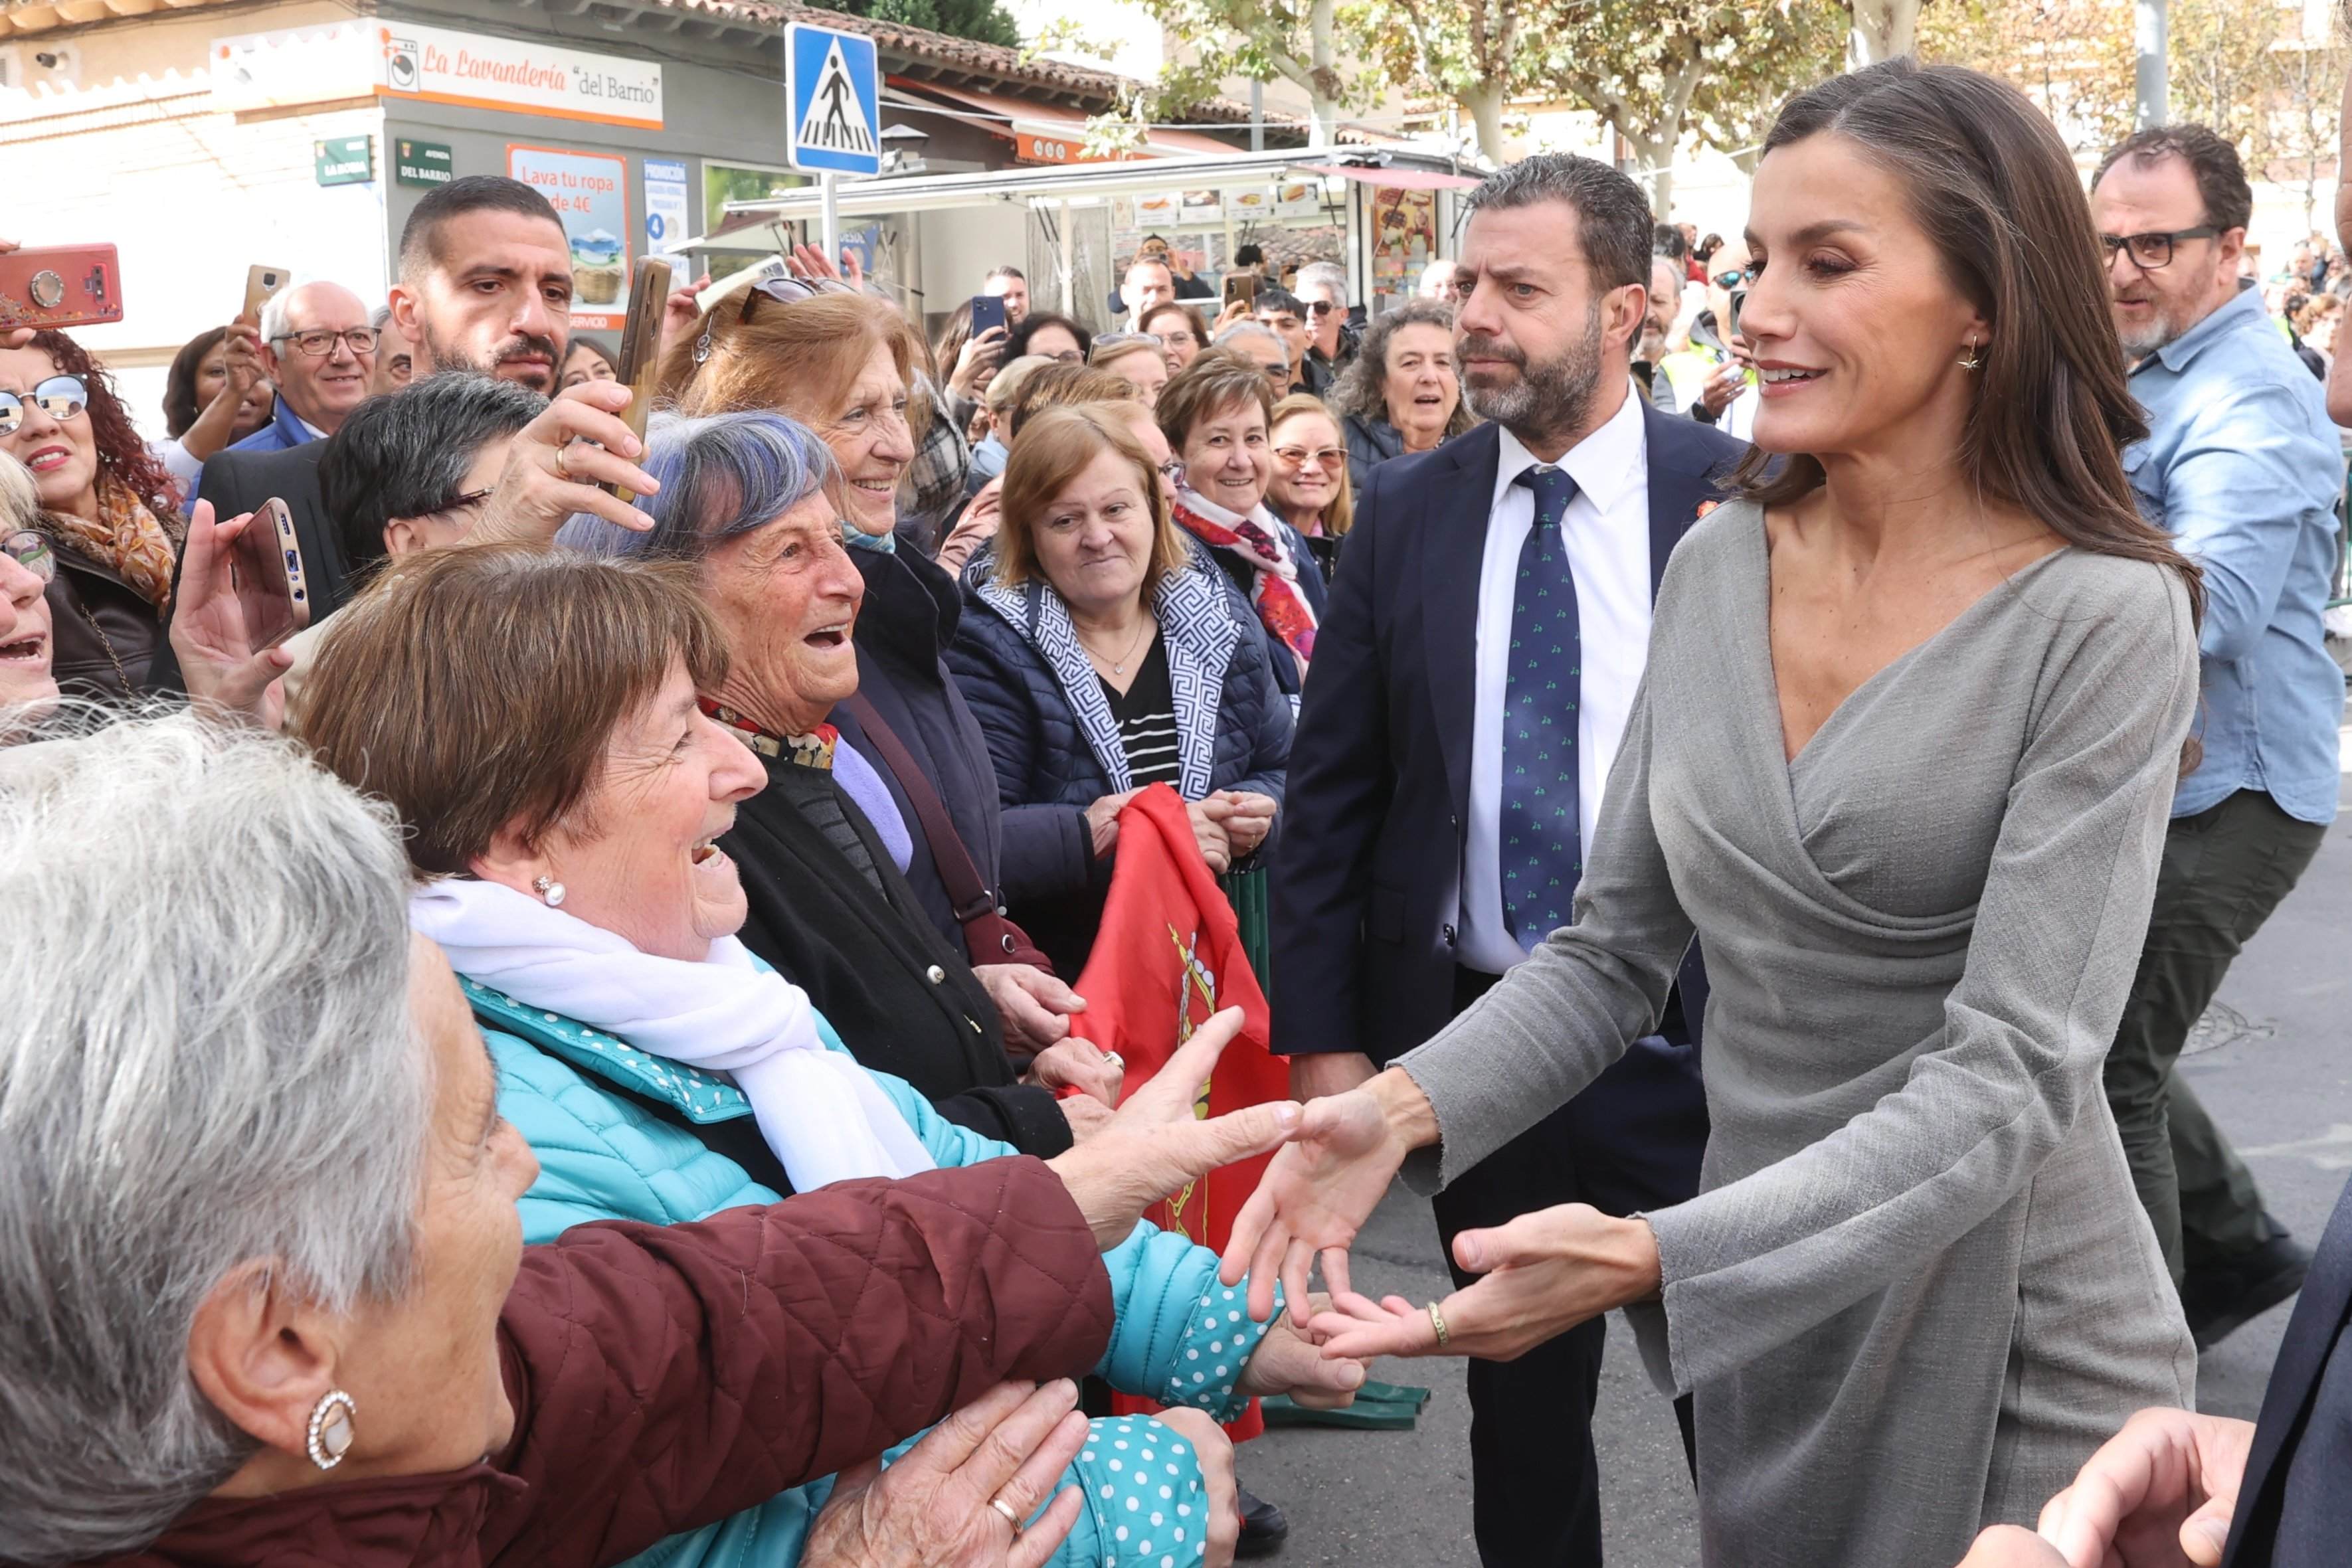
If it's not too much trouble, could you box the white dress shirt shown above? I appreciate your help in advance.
[1457,390,1655,976]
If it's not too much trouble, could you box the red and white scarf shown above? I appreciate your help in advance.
[1172,488,1317,674]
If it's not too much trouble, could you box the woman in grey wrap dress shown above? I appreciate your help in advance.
[1225,62,2211,1566]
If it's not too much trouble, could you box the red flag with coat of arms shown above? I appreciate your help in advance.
[1067,783,1288,1439]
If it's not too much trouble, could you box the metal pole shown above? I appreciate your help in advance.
[2134,0,2169,130]
[1250,80,1264,153]
[820,172,840,267]
[1058,197,1075,316]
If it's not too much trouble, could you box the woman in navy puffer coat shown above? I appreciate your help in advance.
[949,404,1291,975]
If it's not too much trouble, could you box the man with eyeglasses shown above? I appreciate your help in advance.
[2087,124,2345,1352]
[229,282,378,454]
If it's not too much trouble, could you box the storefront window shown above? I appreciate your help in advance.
[702,162,809,278]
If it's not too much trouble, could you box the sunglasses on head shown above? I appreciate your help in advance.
[0,374,89,438]
[692,273,858,365]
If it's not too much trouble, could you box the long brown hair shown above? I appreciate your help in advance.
[1735,60,2203,624]
[1269,393,1355,538]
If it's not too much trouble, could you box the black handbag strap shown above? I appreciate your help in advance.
[841,692,996,922]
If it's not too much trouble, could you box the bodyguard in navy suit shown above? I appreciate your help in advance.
[1272,155,1744,1565]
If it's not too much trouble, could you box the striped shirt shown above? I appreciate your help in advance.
[1099,634,1180,787]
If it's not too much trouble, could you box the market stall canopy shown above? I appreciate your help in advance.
[690,147,1487,238]
[1293,163,1482,191]
[899,82,1241,163]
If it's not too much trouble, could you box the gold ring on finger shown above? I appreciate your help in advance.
[988,1496,1022,1533]
[1427,1300,1450,1348]
[552,440,573,479]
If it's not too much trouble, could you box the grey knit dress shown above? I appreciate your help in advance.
[1396,500,2201,1566]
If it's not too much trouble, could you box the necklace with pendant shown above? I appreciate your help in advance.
[1080,617,1152,676]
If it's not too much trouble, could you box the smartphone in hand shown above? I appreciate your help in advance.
[227,498,312,653]
[602,256,673,505]
[243,264,292,324]
[0,245,123,331]
[970,293,1008,337]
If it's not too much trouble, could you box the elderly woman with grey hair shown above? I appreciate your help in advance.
[1326,297,1471,492]
[0,710,1313,1568]
[572,410,1112,1157]
[1210,321,1293,404]
[293,543,1360,1568]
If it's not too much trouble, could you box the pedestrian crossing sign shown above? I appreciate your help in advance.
[786,23,880,176]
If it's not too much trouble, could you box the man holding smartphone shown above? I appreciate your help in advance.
[1659,234,1758,438]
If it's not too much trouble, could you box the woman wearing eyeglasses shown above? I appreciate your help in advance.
[1139,302,1212,377]
[1263,394,1354,580]
[1087,334,1170,408]
[0,332,183,697]
[1325,298,1471,495]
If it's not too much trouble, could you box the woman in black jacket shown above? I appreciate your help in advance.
[948,404,1290,976]
[1327,296,1473,493]
[579,408,1116,1157]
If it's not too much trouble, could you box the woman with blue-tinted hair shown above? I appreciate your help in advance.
[298,532,1366,1568]
[571,410,1113,1156]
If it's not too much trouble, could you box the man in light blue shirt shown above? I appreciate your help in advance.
[2093,124,2346,1349]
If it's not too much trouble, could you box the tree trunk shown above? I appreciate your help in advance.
[1462,83,1508,163]
[1847,0,1919,66]
[1308,0,1336,149]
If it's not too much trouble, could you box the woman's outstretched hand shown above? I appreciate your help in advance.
[1303,1203,1662,1363]
[1044,1007,1300,1251]
[1218,1073,1427,1325]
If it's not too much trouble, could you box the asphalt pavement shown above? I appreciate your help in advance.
[1243,739,2352,1568]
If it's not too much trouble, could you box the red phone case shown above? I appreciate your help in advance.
[0,246,124,330]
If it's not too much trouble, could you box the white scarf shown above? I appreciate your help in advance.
[411,878,935,1191]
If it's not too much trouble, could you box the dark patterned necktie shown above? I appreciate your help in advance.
[1501,465,1583,950]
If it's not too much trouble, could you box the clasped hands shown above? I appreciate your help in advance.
[1215,1071,1662,1363]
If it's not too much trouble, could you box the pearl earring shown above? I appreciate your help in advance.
[306,1389,357,1470]
[533,875,566,907]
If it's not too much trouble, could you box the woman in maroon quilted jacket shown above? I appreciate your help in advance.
[0,713,1298,1568]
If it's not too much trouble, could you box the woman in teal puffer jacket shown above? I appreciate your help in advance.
[296,541,1364,1568]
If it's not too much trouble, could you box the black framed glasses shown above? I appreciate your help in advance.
[3,529,54,582]
[272,327,379,358]
[1303,299,1342,316]
[2098,227,2219,270]
[0,374,88,438]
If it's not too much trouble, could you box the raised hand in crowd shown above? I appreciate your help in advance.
[789,239,867,292]
[469,377,660,545]
[949,324,1009,401]
[165,499,293,731]
[175,320,272,468]
[658,270,713,366]
[1698,353,1748,418]
[801,1380,1092,1568]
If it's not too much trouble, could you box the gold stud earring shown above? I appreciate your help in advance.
[1958,339,1983,371]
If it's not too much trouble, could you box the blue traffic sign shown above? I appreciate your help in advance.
[786,23,880,177]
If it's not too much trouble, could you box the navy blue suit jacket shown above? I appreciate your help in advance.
[2224,1177,2352,1566]
[1270,399,1747,1066]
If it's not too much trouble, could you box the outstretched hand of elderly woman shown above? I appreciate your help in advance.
[1042,1004,1299,1251]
